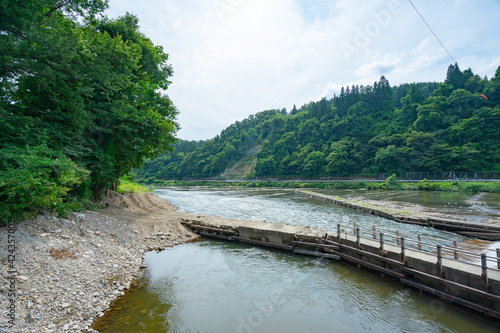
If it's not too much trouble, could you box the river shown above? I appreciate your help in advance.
[94,188,500,332]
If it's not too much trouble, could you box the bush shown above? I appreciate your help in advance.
[385,174,401,190]
[416,178,438,191]
[0,145,89,224]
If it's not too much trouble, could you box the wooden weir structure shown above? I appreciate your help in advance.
[298,190,500,240]
[181,217,500,321]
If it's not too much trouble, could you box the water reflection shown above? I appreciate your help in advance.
[95,240,500,332]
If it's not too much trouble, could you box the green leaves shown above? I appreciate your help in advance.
[1,1,178,220]
[138,66,500,181]
[0,145,89,223]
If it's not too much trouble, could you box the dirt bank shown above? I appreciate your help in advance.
[0,190,257,332]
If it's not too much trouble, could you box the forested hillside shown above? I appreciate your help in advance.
[137,64,500,181]
[0,1,178,222]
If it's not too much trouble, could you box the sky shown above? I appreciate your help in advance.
[105,0,500,141]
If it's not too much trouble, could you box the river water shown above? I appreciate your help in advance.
[94,188,500,332]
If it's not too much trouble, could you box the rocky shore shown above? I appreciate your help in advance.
[0,190,238,333]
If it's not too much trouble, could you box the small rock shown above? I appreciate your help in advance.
[61,302,71,309]
[40,233,50,238]
[95,231,101,235]
[186,234,192,237]
[17,275,29,282]
[85,251,95,256]
[60,235,72,239]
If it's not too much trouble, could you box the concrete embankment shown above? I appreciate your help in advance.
[297,190,500,240]
[182,218,500,321]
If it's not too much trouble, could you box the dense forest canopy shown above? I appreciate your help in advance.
[0,0,178,221]
[137,64,500,181]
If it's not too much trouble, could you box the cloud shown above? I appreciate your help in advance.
[106,0,500,140]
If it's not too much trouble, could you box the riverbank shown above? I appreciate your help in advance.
[0,190,256,332]
[143,179,500,193]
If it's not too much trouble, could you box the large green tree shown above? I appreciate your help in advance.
[0,0,178,221]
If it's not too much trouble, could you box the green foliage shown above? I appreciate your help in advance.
[0,145,89,223]
[416,179,438,191]
[0,1,177,221]
[384,174,401,190]
[117,177,152,194]
[136,64,499,183]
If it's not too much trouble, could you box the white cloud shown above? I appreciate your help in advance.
[106,0,500,140]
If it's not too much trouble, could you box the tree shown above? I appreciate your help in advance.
[445,63,465,90]
[0,1,178,221]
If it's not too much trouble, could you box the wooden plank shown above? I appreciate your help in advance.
[324,240,404,268]
[401,279,500,319]
[293,249,340,260]
[232,236,293,251]
[292,241,339,251]
[189,225,237,235]
[331,250,405,279]
[199,232,234,241]
[402,267,500,303]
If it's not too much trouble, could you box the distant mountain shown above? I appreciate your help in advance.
[136,64,500,181]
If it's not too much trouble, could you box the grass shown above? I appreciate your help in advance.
[118,178,152,194]
[140,178,500,193]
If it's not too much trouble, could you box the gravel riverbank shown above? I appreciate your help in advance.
[0,190,242,332]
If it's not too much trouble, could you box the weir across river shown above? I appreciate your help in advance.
[181,214,500,321]
[298,190,500,240]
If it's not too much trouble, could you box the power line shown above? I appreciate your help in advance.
[408,0,456,64]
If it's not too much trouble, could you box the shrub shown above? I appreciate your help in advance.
[0,145,89,224]
[385,174,401,190]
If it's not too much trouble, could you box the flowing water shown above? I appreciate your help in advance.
[94,188,500,332]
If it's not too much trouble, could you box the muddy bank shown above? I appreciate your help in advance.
[0,190,260,332]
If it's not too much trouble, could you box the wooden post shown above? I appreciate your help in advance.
[418,234,422,251]
[496,249,500,270]
[482,253,489,291]
[379,232,384,256]
[437,245,443,278]
[372,225,376,240]
[453,241,458,260]
[337,223,341,244]
[396,230,400,245]
[356,227,360,249]
[353,222,357,235]
[401,237,405,263]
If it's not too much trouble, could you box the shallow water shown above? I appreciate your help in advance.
[314,189,500,224]
[155,187,478,248]
[95,240,500,332]
[94,188,500,332]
